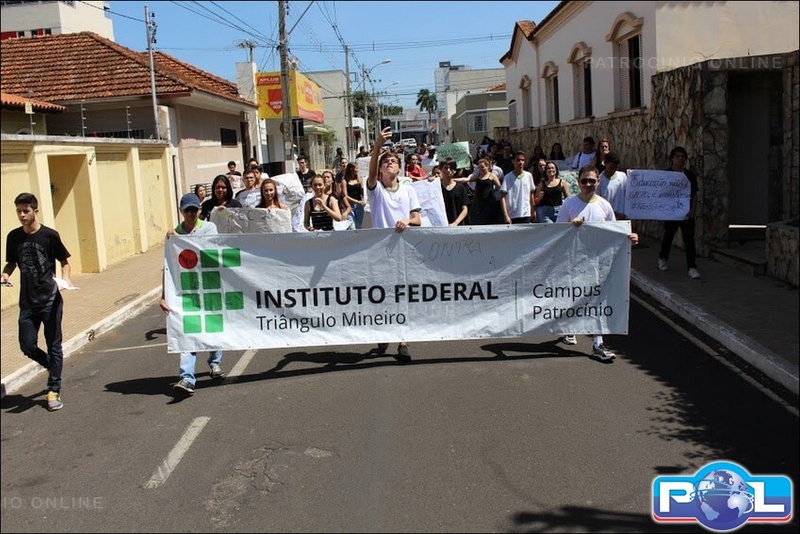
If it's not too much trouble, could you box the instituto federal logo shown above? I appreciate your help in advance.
[176,247,243,334]
[652,461,792,532]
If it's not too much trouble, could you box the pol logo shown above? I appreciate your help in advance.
[652,461,792,532]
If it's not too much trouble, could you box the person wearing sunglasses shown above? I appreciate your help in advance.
[556,164,639,362]
[367,126,422,362]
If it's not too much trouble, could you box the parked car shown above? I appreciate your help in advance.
[399,138,417,149]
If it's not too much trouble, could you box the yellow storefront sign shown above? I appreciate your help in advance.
[256,70,324,123]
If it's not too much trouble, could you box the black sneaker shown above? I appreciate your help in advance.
[394,345,411,363]
[374,342,389,354]
[173,378,195,394]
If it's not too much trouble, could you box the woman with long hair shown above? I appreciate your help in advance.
[533,161,570,223]
[193,183,207,204]
[200,174,242,221]
[303,174,342,231]
[467,158,503,225]
[549,142,566,161]
[257,178,286,210]
[343,163,366,229]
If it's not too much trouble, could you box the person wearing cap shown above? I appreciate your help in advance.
[596,151,627,220]
[159,192,225,395]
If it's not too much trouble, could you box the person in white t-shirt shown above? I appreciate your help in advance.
[367,126,421,362]
[556,165,638,362]
[571,136,596,170]
[596,151,627,220]
[500,151,535,224]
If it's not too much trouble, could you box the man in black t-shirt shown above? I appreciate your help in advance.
[2,192,72,411]
[296,155,316,191]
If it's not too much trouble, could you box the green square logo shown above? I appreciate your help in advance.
[180,272,199,291]
[182,293,201,312]
[183,315,202,334]
[226,291,244,310]
[204,292,222,311]
[222,248,241,268]
[205,314,224,333]
[200,249,219,268]
[203,271,221,290]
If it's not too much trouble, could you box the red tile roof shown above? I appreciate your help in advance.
[1,91,66,112]
[488,82,507,92]
[500,20,537,63]
[0,32,256,108]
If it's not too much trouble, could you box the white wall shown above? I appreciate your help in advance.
[0,0,113,40]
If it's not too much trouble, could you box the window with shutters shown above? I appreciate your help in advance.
[607,12,644,110]
[568,42,593,119]
[519,75,532,128]
[542,62,559,125]
[508,100,517,130]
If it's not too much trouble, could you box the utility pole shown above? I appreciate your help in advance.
[362,65,369,152]
[144,6,160,140]
[344,45,352,160]
[237,40,257,63]
[278,0,293,173]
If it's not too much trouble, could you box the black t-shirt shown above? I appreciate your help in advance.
[5,225,70,308]
[441,182,470,225]
[200,198,243,221]
[297,169,316,191]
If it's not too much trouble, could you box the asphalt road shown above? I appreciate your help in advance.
[1,290,797,533]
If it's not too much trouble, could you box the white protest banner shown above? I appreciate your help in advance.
[269,172,305,212]
[625,169,690,220]
[436,142,471,168]
[209,206,292,234]
[164,223,632,352]
[411,179,448,228]
[356,157,370,180]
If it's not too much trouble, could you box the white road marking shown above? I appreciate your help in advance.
[95,342,167,353]
[632,293,798,417]
[227,349,257,379]
[144,416,210,489]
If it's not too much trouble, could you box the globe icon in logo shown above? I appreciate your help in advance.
[693,469,755,530]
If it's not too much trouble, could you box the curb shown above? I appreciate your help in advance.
[630,270,799,395]
[0,287,161,399]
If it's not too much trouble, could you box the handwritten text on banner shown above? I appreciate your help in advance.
[163,223,633,352]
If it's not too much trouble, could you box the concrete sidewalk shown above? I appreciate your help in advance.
[1,235,797,397]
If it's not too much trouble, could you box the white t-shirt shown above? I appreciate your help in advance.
[501,170,535,218]
[571,151,594,170]
[235,188,261,208]
[176,219,217,236]
[367,180,421,229]
[556,194,616,223]
[597,170,627,216]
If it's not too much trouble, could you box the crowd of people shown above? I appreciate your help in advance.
[154,133,698,395]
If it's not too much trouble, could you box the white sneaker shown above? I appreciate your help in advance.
[688,268,701,279]
[592,344,616,361]
[658,258,669,271]
[562,335,578,345]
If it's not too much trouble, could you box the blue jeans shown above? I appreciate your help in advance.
[18,291,64,393]
[179,351,223,386]
[351,203,365,229]
[536,205,560,224]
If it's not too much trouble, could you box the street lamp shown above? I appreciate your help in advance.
[362,59,391,149]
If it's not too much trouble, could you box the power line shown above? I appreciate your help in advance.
[77,0,144,22]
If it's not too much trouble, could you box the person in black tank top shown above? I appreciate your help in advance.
[533,161,571,223]
[304,175,341,231]
[343,163,366,229]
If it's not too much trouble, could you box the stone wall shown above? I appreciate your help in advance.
[499,50,799,264]
[767,218,799,287]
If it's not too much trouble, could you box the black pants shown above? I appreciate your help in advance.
[659,218,697,270]
[18,291,64,393]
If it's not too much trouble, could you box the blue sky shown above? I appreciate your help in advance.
[109,1,559,109]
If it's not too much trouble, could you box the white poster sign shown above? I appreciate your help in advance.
[209,206,292,234]
[411,179,448,228]
[163,223,633,352]
[625,169,691,220]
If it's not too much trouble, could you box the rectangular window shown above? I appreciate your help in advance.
[220,128,238,147]
[628,34,642,108]
[508,101,517,130]
[546,76,560,124]
[468,112,486,133]
[616,34,643,110]
[574,60,592,119]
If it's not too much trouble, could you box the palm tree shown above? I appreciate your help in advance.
[416,88,438,143]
